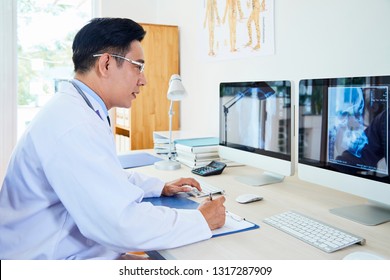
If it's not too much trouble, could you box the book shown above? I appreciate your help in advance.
[175,137,219,154]
[153,130,205,142]
[115,135,130,154]
[176,150,219,160]
[142,195,259,237]
[153,131,176,155]
[175,157,214,169]
[175,144,218,154]
[153,143,172,155]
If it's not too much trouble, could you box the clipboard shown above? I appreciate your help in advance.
[212,211,259,237]
[142,195,199,209]
[142,196,259,237]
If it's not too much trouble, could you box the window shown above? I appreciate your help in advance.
[17,0,93,138]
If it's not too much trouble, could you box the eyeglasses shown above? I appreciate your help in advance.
[93,53,145,73]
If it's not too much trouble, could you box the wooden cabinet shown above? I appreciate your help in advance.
[114,24,180,151]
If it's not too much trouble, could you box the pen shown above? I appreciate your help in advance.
[209,193,213,201]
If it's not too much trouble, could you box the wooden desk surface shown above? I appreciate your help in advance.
[131,161,390,260]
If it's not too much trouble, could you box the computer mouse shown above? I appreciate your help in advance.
[342,251,386,260]
[235,194,263,204]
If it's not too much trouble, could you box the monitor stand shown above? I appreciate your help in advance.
[330,203,390,226]
[235,171,284,186]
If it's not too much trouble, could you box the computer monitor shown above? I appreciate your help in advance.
[298,75,390,226]
[219,80,293,186]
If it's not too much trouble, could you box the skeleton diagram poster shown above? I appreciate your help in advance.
[201,0,274,61]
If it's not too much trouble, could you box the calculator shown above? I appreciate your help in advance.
[191,161,227,176]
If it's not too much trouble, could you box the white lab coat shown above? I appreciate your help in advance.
[0,82,211,259]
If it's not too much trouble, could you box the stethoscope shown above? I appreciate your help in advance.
[69,79,95,112]
[68,79,111,126]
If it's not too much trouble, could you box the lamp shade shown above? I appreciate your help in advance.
[167,74,187,101]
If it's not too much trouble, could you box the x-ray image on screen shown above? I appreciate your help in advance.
[327,86,388,175]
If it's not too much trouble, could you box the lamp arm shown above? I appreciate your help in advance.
[168,100,174,160]
[222,91,246,145]
[223,91,246,112]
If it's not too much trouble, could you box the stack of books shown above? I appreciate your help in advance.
[153,131,172,155]
[174,137,220,168]
[153,131,209,155]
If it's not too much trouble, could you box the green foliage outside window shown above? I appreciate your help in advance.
[17,0,89,106]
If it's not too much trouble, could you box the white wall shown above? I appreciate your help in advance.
[102,0,390,137]
[101,0,160,23]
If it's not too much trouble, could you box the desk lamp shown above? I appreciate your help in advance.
[154,74,187,170]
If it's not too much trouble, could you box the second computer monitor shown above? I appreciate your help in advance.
[298,75,390,225]
[219,80,293,186]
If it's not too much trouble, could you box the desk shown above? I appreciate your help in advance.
[131,161,390,260]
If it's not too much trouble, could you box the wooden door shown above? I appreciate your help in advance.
[114,24,180,151]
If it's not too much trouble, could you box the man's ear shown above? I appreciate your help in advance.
[96,53,111,77]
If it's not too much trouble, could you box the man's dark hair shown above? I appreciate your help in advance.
[72,18,146,73]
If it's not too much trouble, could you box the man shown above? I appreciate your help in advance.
[0,18,226,259]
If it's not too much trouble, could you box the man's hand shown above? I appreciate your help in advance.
[162,178,226,230]
[161,177,201,196]
[198,196,226,230]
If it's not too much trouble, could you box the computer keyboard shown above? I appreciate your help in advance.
[264,211,365,253]
[187,180,225,198]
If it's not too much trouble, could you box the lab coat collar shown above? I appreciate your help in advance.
[71,79,109,119]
